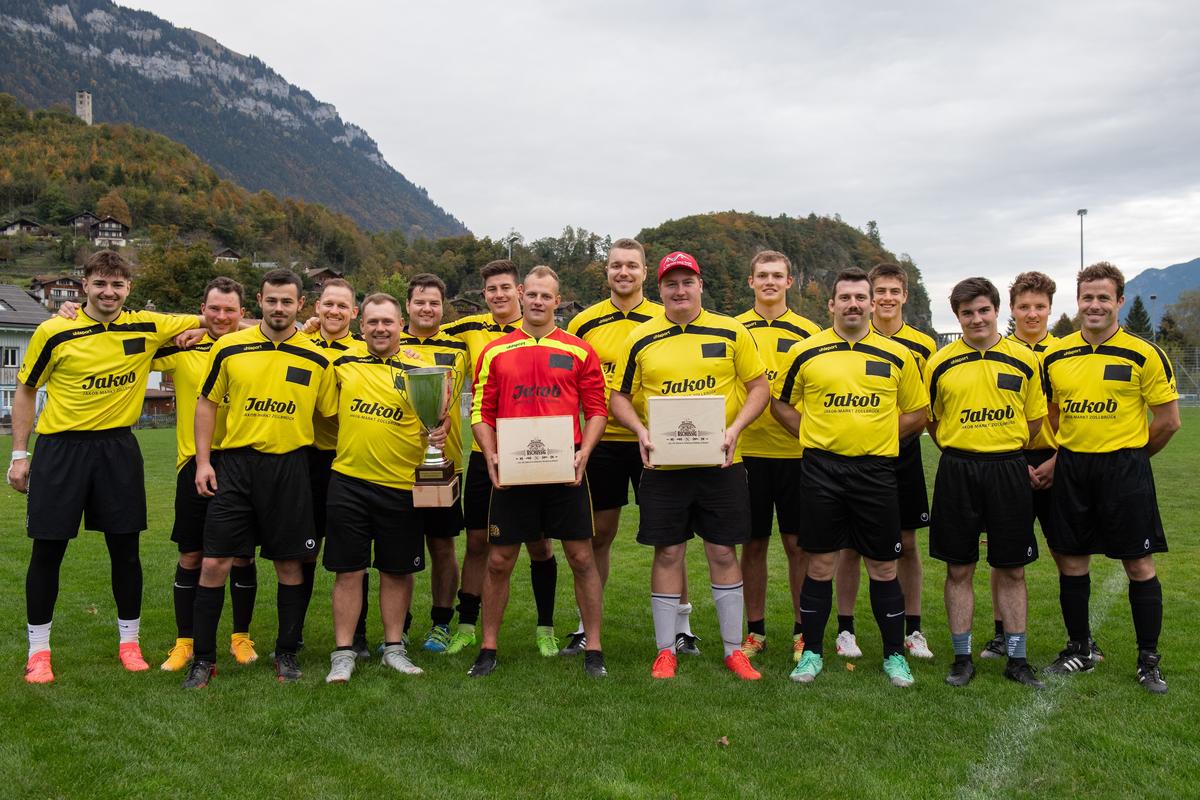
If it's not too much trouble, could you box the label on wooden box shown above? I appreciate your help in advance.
[647,395,726,466]
[497,415,576,485]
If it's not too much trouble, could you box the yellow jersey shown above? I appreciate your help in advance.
[735,308,821,458]
[774,327,927,457]
[19,309,201,434]
[152,334,228,471]
[925,337,1046,452]
[1043,328,1178,453]
[309,332,368,451]
[444,311,522,452]
[398,329,470,473]
[567,296,663,441]
[1006,331,1060,450]
[201,325,338,454]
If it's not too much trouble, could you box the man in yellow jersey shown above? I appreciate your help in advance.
[734,251,820,663]
[11,251,205,684]
[400,273,470,652]
[926,277,1046,689]
[834,263,937,661]
[561,238,701,656]
[1041,263,1179,693]
[771,267,928,687]
[442,260,559,656]
[469,267,609,678]
[182,269,338,688]
[323,293,448,683]
[611,251,768,682]
[153,277,260,672]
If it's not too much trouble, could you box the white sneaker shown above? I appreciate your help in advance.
[904,630,934,659]
[836,630,862,658]
[381,643,424,675]
[325,650,356,683]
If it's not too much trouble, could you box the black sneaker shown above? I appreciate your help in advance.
[1003,660,1046,689]
[1089,637,1105,662]
[583,650,608,678]
[980,633,1005,659]
[559,632,587,657]
[351,634,372,661]
[182,659,216,689]
[1136,650,1167,695]
[468,650,497,678]
[1043,640,1095,675]
[675,633,701,656]
[945,658,975,687]
[274,652,303,682]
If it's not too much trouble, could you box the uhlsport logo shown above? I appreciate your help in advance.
[243,396,298,415]
[661,375,716,394]
[349,397,404,422]
[823,392,880,410]
[959,405,1015,426]
[81,370,136,391]
[1061,398,1119,416]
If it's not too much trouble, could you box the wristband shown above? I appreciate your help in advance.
[10,450,29,461]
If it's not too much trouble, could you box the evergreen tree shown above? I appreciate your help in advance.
[1125,295,1152,336]
[1050,313,1075,338]
[1005,317,1016,336]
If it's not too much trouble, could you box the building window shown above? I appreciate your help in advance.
[0,389,13,412]
[2,347,17,368]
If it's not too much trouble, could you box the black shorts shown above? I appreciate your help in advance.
[800,449,901,562]
[203,448,316,561]
[172,454,222,553]
[743,456,804,538]
[637,465,751,547]
[1049,448,1168,560]
[26,428,146,540]
[419,486,465,539]
[1024,449,1055,538]
[929,449,1038,568]
[307,446,336,542]
[487,478,594,545]
[323,471,426,574]
[464,450,493,531]
[585,440,644,511]
[896,435,931,530]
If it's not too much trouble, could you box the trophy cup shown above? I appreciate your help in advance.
[402,366,460,507]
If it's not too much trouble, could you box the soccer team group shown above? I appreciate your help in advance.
[8,240,1180,693]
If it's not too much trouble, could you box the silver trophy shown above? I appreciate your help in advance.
[401,366,460,506]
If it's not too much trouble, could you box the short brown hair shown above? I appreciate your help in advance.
[319,277,355,298]
[83,250,133,280]
[261,268,303,295]
[480,259,519,284]
[1077,261,1125,298]
[868,262,908,292]
[832,267,871,295]
[203,276,244,305]
[524,265,560,289]
[750,250,792,274]
[407,272,446,300]
[361,292,402,314]
[949,277,1001,315]
[1008,271,1056,306]
[608,238,646,265]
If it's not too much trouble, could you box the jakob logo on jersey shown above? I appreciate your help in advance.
[81,370,137,391]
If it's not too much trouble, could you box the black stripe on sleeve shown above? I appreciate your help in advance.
[107,322,159,333]
[574,311,621,339]
[618,327,683,394]
[892,334,931,361]
[1095,344,1147,368]
[772,320,814,339]
[683,324,738,342]
[1148,341,1174,384]
[23,324,106,386]
[443,320,485,337]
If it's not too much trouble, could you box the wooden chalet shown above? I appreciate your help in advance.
[28,275,84,311]
[2,218,45,237]
[91,216,129,247]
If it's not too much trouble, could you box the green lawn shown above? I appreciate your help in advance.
[0,413,1197,799]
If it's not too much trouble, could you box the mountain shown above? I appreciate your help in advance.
[1122,257,1200,326]
[0,0,467,238]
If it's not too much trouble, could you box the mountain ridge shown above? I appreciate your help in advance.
[1122,257,1200,326]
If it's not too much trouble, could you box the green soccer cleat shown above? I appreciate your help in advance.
[790,650,823,683]
[422,624,452,653]
[883,653,915,688]
[536,626,559,657]
[444,625,476,655]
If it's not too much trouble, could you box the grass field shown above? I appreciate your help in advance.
[0,414,1197,799]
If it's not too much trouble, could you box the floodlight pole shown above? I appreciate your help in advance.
[1077,209,1087,269]
[1150,293,1158,342]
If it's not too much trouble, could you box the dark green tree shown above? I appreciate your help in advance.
[1125,295,1152,336]
[1156,312,1188,347]
[1050,313,1075,338]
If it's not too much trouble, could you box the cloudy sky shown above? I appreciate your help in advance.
[126,1,1199,328]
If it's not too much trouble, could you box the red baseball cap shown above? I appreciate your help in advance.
[657,251,701,282]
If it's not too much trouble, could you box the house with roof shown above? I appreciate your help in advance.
[66,211,100,237]
[91,216,129,247]
[0,284,51,422]
[29,275,84,311]
[305,266,344,291]
[213,247,241,264]
[2,218,45,237]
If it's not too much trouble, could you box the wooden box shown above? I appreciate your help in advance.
[497,415,576,485]
[647,395,726,466]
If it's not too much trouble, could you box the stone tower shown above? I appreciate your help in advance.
[75,91,92,125]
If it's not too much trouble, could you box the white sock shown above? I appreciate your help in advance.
[711,583,745,657]
[572,606,584,637]
[652,593,681,652]
[27,621,51,658]
[117,617,140,644]
[676,602,694,636]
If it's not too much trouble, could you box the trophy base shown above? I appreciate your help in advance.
[413,473,461,508]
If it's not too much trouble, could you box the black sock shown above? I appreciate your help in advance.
[355,572,369,639]
[431,605,454,626]
[955,653,973,664]
[1059,573,1091,643]
[994,618,1004,637]
[870,578,905,658]
[275,583,306,656]
[105,533,142,620]
[229,562,257,634]
[192,585,225,662]
[748,618,766,636]
[26,539,69,626]
[801,578,833,656]
[297,561,317,635]
[837,614,855,635]
[905,614,922,636]
[793,620,803,636]
[404,611,413,634]
[457,590,482,626]
[1128,576,1163,652]
[173,564,200,638]
[530,556,557,628]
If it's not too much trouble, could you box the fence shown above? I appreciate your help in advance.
[1167,347,1200,406]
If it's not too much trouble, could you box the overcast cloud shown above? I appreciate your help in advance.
[125,0,1200,329]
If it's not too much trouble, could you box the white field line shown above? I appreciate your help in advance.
[952,565,1128,800]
